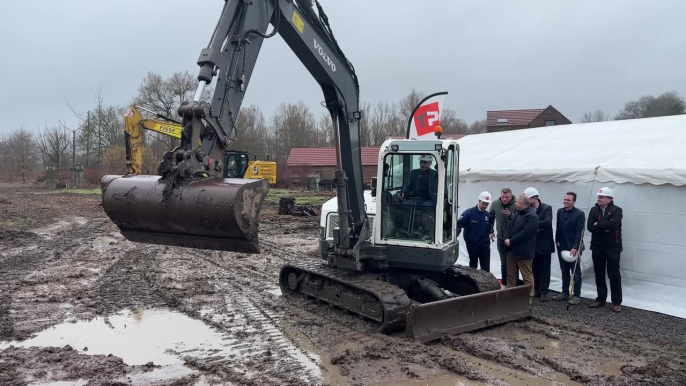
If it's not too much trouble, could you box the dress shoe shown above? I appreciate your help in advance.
[588,301,604,308]
[612,305,622,313]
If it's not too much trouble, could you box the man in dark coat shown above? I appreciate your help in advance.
[488,188,517,286]
[553,192,586,305]
[504,193,539,304]
[587,187,623,313]
[524,187,555,302]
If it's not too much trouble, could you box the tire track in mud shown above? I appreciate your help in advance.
[0,216,110,340]
[117,232,323,385]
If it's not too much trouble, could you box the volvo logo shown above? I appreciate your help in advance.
[313,38,336,72]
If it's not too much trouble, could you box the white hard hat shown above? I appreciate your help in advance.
[419,154,432,162]
[560,250,577,263]
[597,187,614,197]
[478,191,492,203]
[523,187,539,198]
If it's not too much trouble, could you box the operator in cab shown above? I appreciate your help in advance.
[397,155,438,238]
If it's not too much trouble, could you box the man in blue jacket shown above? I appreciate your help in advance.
[457,191,493,271]
[553,192,586,305]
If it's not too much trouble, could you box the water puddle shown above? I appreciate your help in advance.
[0,308,246,382]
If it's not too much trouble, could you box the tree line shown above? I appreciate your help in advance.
[580,90,685,123]
[1,71,684,184]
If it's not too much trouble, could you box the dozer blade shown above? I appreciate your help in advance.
[406,285,532,342]
[100,174,269,253]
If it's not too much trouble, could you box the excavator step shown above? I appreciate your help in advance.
[101,174,269,254]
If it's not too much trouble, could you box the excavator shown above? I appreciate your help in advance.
[123,104,277,184]
[101,0,532,342]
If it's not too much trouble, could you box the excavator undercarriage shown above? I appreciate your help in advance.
[280,260,531,342]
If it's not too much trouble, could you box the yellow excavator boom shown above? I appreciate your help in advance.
[123,104,276,184]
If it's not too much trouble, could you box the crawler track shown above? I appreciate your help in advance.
[279,260,413,333]
[279,260,507,336]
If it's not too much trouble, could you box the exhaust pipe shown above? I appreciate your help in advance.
[100,174,269,253]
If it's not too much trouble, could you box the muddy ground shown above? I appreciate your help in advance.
[0,182,684,386]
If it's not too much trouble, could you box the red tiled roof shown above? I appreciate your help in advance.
[486,108,545,126]
[287,147,381,166]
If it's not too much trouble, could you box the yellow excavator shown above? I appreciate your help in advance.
[123,104,276,184]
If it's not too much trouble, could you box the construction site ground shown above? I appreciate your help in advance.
[0,182,684,386]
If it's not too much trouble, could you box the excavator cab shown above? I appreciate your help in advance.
[223,151,250,179]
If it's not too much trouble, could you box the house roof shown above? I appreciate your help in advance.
[287,147,381,166]
[486,108,546,127]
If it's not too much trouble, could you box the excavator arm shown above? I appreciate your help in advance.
[123,105,182,175]
[102,0,368,259]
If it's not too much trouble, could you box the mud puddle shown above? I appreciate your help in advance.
[0,308,238,382]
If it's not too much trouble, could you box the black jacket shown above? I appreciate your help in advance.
[555,206,585,252]
[533,202,555,254]
[504,206,538,259]
[587,202,622,251]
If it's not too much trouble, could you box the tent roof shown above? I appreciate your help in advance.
[456,114,686,186]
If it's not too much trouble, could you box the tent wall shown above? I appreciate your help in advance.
[455,179,686,318]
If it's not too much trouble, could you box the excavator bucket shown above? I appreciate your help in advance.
[100,174,269,253]
[406,285,532,342]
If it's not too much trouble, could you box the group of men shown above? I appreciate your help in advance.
[456,187,624,312]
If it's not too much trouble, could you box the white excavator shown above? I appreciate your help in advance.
[100,0,532,342]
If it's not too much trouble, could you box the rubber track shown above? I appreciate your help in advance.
[280,260,413,333]
[449,265,502,292]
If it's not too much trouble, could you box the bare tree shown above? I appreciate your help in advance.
[615,90,686,120]
[580,110,609,123]
[233,105,270,160]
[397,89,424,124]
[441,108,469,135]
[134,71,213,119]
[34,124,71,169]
[268,101,317,164]
[469,119,487,134]
[3,127,36,182]
[316,112,335,147]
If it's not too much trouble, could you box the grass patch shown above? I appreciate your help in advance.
[264,188,335,207]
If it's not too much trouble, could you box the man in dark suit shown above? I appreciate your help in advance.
[397,154,438,238]
[524,187,555,302]
[587,187,623,313]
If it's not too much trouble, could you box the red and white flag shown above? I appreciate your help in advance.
[406,92,448,139]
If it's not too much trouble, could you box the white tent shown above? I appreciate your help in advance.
[454,114,686,318]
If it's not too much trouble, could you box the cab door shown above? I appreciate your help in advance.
[441,144,459,245]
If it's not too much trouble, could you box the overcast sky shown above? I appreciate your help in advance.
[1,0,685,136]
